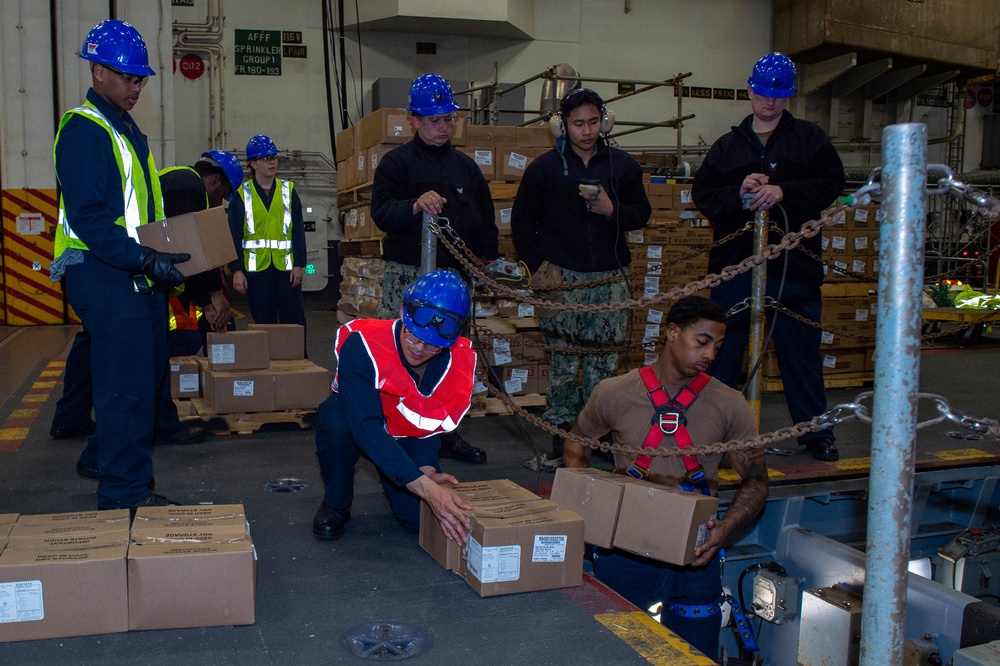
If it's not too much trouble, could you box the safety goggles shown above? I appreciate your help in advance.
[403,299,463,341]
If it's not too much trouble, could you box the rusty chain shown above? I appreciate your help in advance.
[477,371,1000,456]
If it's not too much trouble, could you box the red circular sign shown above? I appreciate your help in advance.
[978,86,994,109]
[965,89,977,110]
[179,53,204,80]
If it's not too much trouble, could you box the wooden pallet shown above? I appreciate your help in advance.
[178,398,316,435]
[764,371,873,393]
[467,393,546,417]
[488,182,520,199]
[337,182,373,208]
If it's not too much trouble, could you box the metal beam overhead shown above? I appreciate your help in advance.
[866,64,927,100]
[797,53,858,95]
[832,58,893,97]
[894,70,961,101]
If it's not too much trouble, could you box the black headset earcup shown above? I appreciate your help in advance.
[549,115,564,139]
[601,108,615,134]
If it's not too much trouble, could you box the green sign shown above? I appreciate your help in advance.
[172,0,194,5]
[304,264,316,275]
[234,29,281,76]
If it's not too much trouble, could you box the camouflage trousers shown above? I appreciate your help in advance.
[376,261,421,320]
[540,267,629,426]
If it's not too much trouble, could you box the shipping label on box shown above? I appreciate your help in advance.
[136,207,236,277]
[612,481,719,566]
[170,356,201,398]
[207,330,270,370]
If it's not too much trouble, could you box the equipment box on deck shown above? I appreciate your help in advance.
[136,206,236,277]
[127,505,256,631]
[0,510,130,643]
[270,360,331,410]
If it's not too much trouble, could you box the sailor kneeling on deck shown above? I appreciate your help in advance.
[313,269,476,544]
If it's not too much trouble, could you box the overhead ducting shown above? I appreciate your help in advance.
[343,1,534,39]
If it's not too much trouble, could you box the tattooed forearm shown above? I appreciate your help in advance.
[722,448,769,528]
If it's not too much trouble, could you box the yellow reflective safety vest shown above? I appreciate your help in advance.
[53,100,163,259]
[241,179,294,272]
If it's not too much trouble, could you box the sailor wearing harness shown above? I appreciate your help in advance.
[564,296,769,659]
[312,270,476,544]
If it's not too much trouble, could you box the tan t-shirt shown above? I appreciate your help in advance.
[576,369,757,493]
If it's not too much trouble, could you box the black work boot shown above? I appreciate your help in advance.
[313,501,352,540]
[438,431,487,464]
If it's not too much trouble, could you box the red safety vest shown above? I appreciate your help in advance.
[332,319,475,439]
[627,365,712,494]
[168,297,200,331]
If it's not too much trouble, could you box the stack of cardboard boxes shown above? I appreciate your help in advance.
[0,505,256,642]
[168,324,330,415]
[550,467,719,566]
[419,479,584,597]
[337,256,385,322]
[623,177,713,369]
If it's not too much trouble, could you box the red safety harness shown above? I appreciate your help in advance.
[627,366,712,495]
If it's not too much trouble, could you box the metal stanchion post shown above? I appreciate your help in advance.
[420,212,438,276]
[861,123,927,666]
[745,209,768,428]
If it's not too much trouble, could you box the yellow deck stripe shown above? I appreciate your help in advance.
[595,610,717,665]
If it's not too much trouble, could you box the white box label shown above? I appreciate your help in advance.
[504,379,523,393]
[823,354,838,369]
[233,380,255,397]
[510,368,529,381]
[821,331,834,345]
[646,245,662,259]
[517,303,534,317]
[492,338,512,365]
[0,580,44,623]
[178,373,199,393]
[532,535,567,563]
[627,230,643,243]
[466,537,520,583]
[210,343,236,365]
[472,379,487,395]
[500,208,512,225]
[474,150,493,166]
[507,152,528,171]
[646,309,663,324]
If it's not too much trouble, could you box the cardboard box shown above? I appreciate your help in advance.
[458,499,584,597]
[0,514,129,643]
[136,207,236,277]
[493,201,513,233]
[11,509,129,527]
[170,356,201,399]
[247,324,305,360]
[131,504,249,540]
[207,330,270,371]
[820,349,867,374]
[335,125,354,162]
[202,367,274,414]
[466,125,518,147]
[127,530,256,631]
[368,143,397,175]
[419,480,540,572]
[353,151,370,186]
[550,468,640,549]
[270,360,331,411]
[356,107,411,149]
[612,481,720,566]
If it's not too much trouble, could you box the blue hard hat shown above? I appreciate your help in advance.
[78,20,155,77]
[407,74,459,117]
[401,269,470,348]
[201,150,244,200]
[246,135,279,160]
[748,52,797,99]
